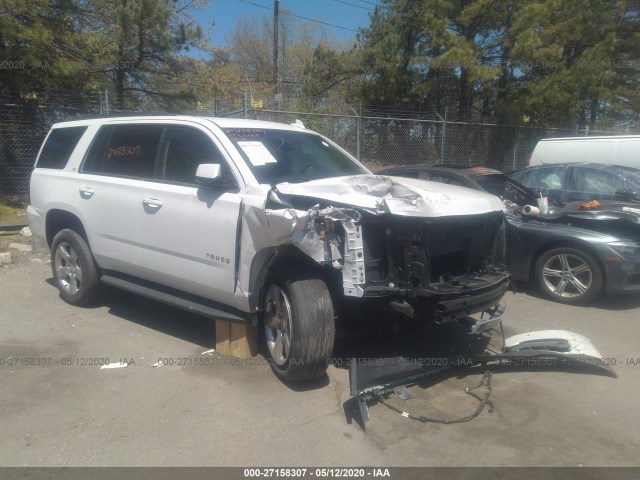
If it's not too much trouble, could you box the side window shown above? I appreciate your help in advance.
[82,125,161,178]
[524,167,567,191]
[156,126,231,185]
[36,126,87,169]
[572,168,625,196]
[510,170,528,184]
[384,170,420,179]
[428,173,468,187]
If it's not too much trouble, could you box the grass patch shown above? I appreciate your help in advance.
[0,196,28,226]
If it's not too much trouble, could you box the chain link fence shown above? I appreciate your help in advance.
[0,92,104,213]
[246,109,623,173]
[0,90,629,212]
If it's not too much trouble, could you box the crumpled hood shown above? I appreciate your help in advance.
[275,174,504,217]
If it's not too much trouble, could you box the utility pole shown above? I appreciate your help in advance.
[243,89,249,118]
[273,0,280,110]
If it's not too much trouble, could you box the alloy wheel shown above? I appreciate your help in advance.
[542,253,592,298]
[53,242,83,295]
[264,285,293,366]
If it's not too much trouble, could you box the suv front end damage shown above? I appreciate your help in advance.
[241,175,511,331]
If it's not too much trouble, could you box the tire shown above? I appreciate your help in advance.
[534,246,603,305]
[51,229,101,306]
[262,276,335,382]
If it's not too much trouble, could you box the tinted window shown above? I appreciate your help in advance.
[36,127,87,169]
[572,168,625,196]
[474,174,539,205]
[509,170,529,183]
[156,127,232,185]
[384,170,420,179]
[428,173,468,187]
[627,172,640,190]
[223,128,366,184]
[83,125,161,178]
[521,166,568,191]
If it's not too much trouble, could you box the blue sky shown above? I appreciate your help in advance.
[194,0,375,49]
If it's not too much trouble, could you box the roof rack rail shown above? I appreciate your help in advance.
[60,112,178,121]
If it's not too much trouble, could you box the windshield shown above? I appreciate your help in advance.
[222,128,368,184]
[474,173,539,206]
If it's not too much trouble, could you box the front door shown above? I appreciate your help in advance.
[137,123,242,308]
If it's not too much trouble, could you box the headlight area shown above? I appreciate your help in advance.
[604,241,640,288]
[606,241,640,260]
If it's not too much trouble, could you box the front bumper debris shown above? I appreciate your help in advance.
[346,305,615,428]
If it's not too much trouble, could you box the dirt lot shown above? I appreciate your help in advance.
[1,235,640,467]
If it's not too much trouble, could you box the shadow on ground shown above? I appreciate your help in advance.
[513,280,640,311]
[46,278,218,348]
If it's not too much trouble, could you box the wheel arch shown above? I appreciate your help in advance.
[46,209,90,249]
[529,238,607,284]
[248,245,339,312]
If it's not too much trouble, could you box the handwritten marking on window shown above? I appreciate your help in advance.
[106,145,141,158]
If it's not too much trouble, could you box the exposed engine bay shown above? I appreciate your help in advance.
[244,175,512,327]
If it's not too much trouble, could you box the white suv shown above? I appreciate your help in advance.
[28,115,510,381]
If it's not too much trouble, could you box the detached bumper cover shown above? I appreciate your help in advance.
[347,319,615,426]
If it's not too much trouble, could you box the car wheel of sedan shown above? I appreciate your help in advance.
[263,276,335,382]
[534,246,603,304]
[51,229,101,306]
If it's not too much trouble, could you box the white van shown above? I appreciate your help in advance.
[529,136,640,168]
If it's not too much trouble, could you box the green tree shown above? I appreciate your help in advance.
[83,0,207,110]
[510,0,639,129]
[357,0,639,130]
[0,0,94,102]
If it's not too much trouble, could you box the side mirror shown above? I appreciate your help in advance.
[195,163,222,186]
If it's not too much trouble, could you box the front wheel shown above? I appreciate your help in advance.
[534,246,603,304]
[263,276,335,382]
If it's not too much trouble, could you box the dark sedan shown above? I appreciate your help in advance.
[510,162,640,205]
[379,165,640,304]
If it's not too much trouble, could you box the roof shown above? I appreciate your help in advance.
[539,135,640,142]
[379,164,504,177]
[517,162,640,174]
[50,114,307,132]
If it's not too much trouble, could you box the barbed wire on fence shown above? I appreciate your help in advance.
[0,89,629,200]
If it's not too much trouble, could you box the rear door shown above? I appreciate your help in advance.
[76,124,162,277]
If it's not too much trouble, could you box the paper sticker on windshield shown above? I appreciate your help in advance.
[237,141,277,166]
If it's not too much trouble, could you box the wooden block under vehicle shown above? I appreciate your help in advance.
[215,320,257,359]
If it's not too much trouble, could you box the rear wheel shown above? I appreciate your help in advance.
[51,229,101,306]
[263,276,335,382]
[534,246,603,304]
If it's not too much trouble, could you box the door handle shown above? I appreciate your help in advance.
[79,187,95,198]
[142,198,164,210]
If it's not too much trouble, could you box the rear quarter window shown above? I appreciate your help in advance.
[36,126,87,169]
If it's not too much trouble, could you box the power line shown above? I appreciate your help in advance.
[234,0,358,32]
[352,0,387,9]
[331,0,373,12]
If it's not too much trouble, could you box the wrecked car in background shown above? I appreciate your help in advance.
[28,116,511,382]
[379,165,640,304]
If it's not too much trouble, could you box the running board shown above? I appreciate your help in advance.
[100,274,248,323]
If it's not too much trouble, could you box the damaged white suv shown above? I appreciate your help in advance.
[28,115,511,381]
